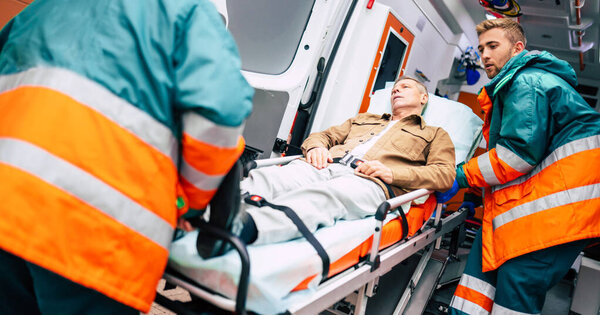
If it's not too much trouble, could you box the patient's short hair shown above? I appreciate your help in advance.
[394,76,428,95]
[476,18,526,46]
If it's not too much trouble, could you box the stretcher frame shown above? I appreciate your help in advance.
[157,149,475,314]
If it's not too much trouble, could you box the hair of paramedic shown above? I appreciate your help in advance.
[476,18,527,46]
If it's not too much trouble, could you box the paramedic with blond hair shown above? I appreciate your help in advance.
[446,18,600,314]
[0,0,253,313]
[198,76,456,256]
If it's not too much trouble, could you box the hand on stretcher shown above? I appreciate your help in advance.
[306,147,332,169]
[354,160,393,184]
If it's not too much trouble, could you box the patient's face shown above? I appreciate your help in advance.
[390,80,427,112]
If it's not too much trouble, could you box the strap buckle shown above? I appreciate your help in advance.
[338,153,355,166]
[350,159,364,169]
[244,194,267,207]
[339,153,364,169]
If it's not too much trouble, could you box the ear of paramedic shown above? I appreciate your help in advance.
[477,19,526,79]
[354,76,429,182]
[390,76,428,120]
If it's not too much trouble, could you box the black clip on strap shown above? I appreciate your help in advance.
[244,195,331,283]
[333,153,365,169]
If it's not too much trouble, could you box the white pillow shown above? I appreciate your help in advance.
[369,86,483,164]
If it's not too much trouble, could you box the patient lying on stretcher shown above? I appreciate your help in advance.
[197,76,455,258]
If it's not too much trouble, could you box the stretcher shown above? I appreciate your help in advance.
[157,92,483,314]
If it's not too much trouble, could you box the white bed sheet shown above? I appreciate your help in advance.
[168,214,399,314]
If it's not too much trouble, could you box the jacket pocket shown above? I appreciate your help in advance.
[492,175,534,206]
[391,127,433,160]
[347,121,380,139]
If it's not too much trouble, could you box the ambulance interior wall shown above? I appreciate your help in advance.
[311,0,483,134]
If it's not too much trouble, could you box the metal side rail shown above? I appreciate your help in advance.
[286,208,468,315]
[162,272,237,313]
[161,219,250,314]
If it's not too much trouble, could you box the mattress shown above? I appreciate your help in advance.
[167,196,436,314]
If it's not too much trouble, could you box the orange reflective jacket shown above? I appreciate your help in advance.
[0,0,252,311]
[456,51,600,271]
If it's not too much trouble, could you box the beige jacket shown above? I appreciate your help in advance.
[301,113,456,198]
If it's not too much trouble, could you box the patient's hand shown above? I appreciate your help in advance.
[355,160,393,184]
[306,147,333,169]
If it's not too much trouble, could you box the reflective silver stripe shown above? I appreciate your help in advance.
[459,274,496,300]
[493,135,600,193]
[525,50,542,56]
[0,138,174,249]
[183,113,244,148]
[450,296,489,315]
[0,67,178,164]
[478,153,501,186]
[493,183,600,230]
[496,144,534,174]
[180,157,223,191]
[492,302,539,315]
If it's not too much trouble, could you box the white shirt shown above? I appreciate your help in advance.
[349,120,398,159]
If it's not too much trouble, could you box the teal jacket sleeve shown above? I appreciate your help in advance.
[456,162,470,188]
[172,0,254,212]
[495,71,550,170]
[173,0,253,127]
[459,71,551,188]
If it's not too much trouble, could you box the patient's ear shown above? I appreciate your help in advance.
[421,93,429,105]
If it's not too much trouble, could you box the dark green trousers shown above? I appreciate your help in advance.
[449,230,588,314]
[0,249,138,315]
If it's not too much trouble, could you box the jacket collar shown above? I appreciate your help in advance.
[383,113,426,129]
[483,50,552,97]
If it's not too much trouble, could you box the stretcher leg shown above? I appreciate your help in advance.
[354,285,368,315]
[393,243,435,314]
[434,203,443,249]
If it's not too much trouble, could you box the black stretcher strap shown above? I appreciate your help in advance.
[244,195,330,283]
[382,182,409,241]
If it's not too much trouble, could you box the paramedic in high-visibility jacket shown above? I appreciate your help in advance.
[0,0,253,314]
[448,18,600,314]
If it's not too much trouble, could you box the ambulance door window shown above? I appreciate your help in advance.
[225,0,316,75]
[358,14,414,114]
[373,33,406,92]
